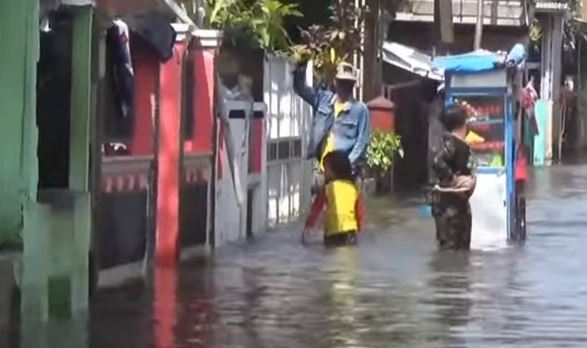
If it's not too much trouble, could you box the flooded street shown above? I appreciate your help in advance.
[19,162,587,348]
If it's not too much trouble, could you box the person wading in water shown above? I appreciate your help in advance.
[431,104,476,250]
[293,61,371,193]
[302,150,366,246]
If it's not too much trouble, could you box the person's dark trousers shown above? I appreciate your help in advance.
[431,193,472,250]
[324,230,358,247]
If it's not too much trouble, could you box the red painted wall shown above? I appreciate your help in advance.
[184,48,215,154]
[156,44,184,266]
[129,43,158,156]
[371,109,395,133]
[249,118,263,174]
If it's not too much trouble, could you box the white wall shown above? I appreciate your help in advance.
[250,102,268,236]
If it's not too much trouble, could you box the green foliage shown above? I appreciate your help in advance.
[366,131,403,175]
[290,0,368,87]
[203,0,302,52]
[282,0,334,43]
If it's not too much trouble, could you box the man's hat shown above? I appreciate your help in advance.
[335,62,358,81]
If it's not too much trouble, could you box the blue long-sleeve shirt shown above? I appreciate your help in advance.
[293,65,371,165]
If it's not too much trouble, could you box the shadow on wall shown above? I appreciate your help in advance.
[37,9,73,190]
[388,78,439,191]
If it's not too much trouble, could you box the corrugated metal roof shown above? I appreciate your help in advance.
[382,41,444,81]
[395,0,527,26]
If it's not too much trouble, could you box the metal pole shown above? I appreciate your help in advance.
[474,0,483,50]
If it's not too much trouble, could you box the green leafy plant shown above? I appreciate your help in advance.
[203,0,302,52]
[290,0,368,87]
[366,131,403,175]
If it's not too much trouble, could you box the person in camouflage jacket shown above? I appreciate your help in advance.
[431,104,476,250]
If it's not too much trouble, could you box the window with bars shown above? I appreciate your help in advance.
[267,138,303,162]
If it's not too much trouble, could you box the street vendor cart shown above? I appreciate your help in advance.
[433,45,527,246]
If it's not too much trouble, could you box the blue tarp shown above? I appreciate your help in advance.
[432,44,526,74]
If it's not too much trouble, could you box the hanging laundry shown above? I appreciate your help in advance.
[107,19,135,120]
[128,12,177,62]
[522,78,539,136]
[515,146,528,182]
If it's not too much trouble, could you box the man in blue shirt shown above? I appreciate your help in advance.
[293,62,371,189]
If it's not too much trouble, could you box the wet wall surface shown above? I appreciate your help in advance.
[14,163,587,347]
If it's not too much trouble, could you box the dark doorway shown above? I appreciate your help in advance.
[37,10,73,190]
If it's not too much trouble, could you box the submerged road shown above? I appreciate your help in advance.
[17,162,587,347]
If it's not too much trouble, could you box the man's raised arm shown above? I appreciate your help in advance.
[293,62,318,109]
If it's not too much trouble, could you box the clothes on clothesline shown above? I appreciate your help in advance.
[107,19,135,120]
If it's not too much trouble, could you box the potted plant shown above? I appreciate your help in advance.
[365,130,403,194]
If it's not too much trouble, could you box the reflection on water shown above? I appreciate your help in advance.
[154,267,177,348]
[10,163,587,347]
[425,251,472,348]
[325,247,359,347]
[19,314,88,348]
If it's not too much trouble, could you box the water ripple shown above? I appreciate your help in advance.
[82,163,587,348]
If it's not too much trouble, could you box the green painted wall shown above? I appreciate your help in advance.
[70,6,94,192]
[0,0,39,247]
[20,4,95,325]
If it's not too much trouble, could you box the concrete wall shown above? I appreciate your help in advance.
[539,13,564,162]
[249,103,268,237]
[0,3,95,329]
[156,43,184,265]
[215,100,252,247]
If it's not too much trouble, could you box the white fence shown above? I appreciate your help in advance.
[264,56,313,227]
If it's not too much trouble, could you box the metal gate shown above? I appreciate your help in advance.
[264,56,313,226]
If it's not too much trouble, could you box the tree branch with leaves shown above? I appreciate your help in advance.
[202,0,302,52]
[290,0,369,88]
